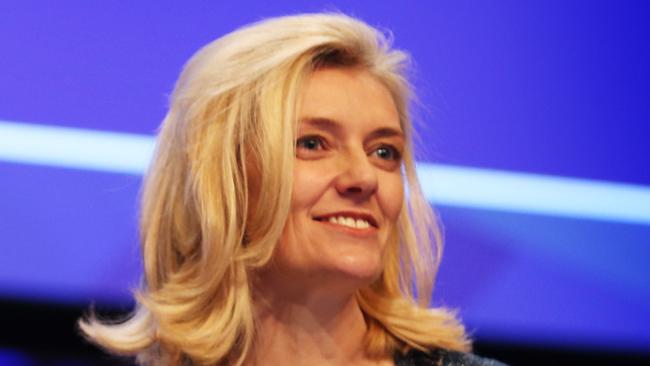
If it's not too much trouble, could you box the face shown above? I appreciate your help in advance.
[268,67,405,290]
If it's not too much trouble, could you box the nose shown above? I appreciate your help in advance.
[333,150,378,201]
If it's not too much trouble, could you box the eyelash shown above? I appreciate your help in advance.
[296,135,327,151]
[373,145,402,161]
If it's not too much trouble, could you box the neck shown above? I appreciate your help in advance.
[248,279,380,366]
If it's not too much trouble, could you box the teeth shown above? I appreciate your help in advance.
[356,218,369,229]
[325,216,370,229]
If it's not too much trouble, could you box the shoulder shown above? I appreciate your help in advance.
[394,348,508,366]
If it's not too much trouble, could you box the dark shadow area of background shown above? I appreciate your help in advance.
[1,300,648,366]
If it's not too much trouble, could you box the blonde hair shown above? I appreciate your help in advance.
[79,13,470,366]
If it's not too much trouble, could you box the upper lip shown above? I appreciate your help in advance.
[313,211,379,228]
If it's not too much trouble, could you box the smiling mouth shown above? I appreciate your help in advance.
[313,214,378,230]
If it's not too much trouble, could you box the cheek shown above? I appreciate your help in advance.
[380,174,404,222]
[276,217,300,261]
[290,160,332,209]
[275,163,328,264]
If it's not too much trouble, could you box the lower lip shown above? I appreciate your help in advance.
[314,220,378,238]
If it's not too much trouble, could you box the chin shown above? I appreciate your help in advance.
[329,253,384,285]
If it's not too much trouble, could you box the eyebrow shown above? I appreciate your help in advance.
[300,117,404,140]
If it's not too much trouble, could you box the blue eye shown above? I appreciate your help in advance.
[374,145,401,161]
[296,136,325,151]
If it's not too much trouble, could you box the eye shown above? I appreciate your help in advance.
[296,136,324,151]
[373,145,402,161]
[296,135,329,159]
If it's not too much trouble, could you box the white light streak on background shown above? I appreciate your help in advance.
[0,120,154,175]
[418,164,650,225]
[2,120,649,225]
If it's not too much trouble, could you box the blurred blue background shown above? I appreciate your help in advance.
[1,1,649,363]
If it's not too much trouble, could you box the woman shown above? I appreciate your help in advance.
[80,13,506,366]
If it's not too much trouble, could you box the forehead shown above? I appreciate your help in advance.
[298,67,401,132]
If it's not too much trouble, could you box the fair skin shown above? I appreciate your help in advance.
[250,67,404,366]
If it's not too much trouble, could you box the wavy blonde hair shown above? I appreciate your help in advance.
[79,13,470,366]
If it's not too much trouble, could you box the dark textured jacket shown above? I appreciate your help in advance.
[394,348,508,366]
